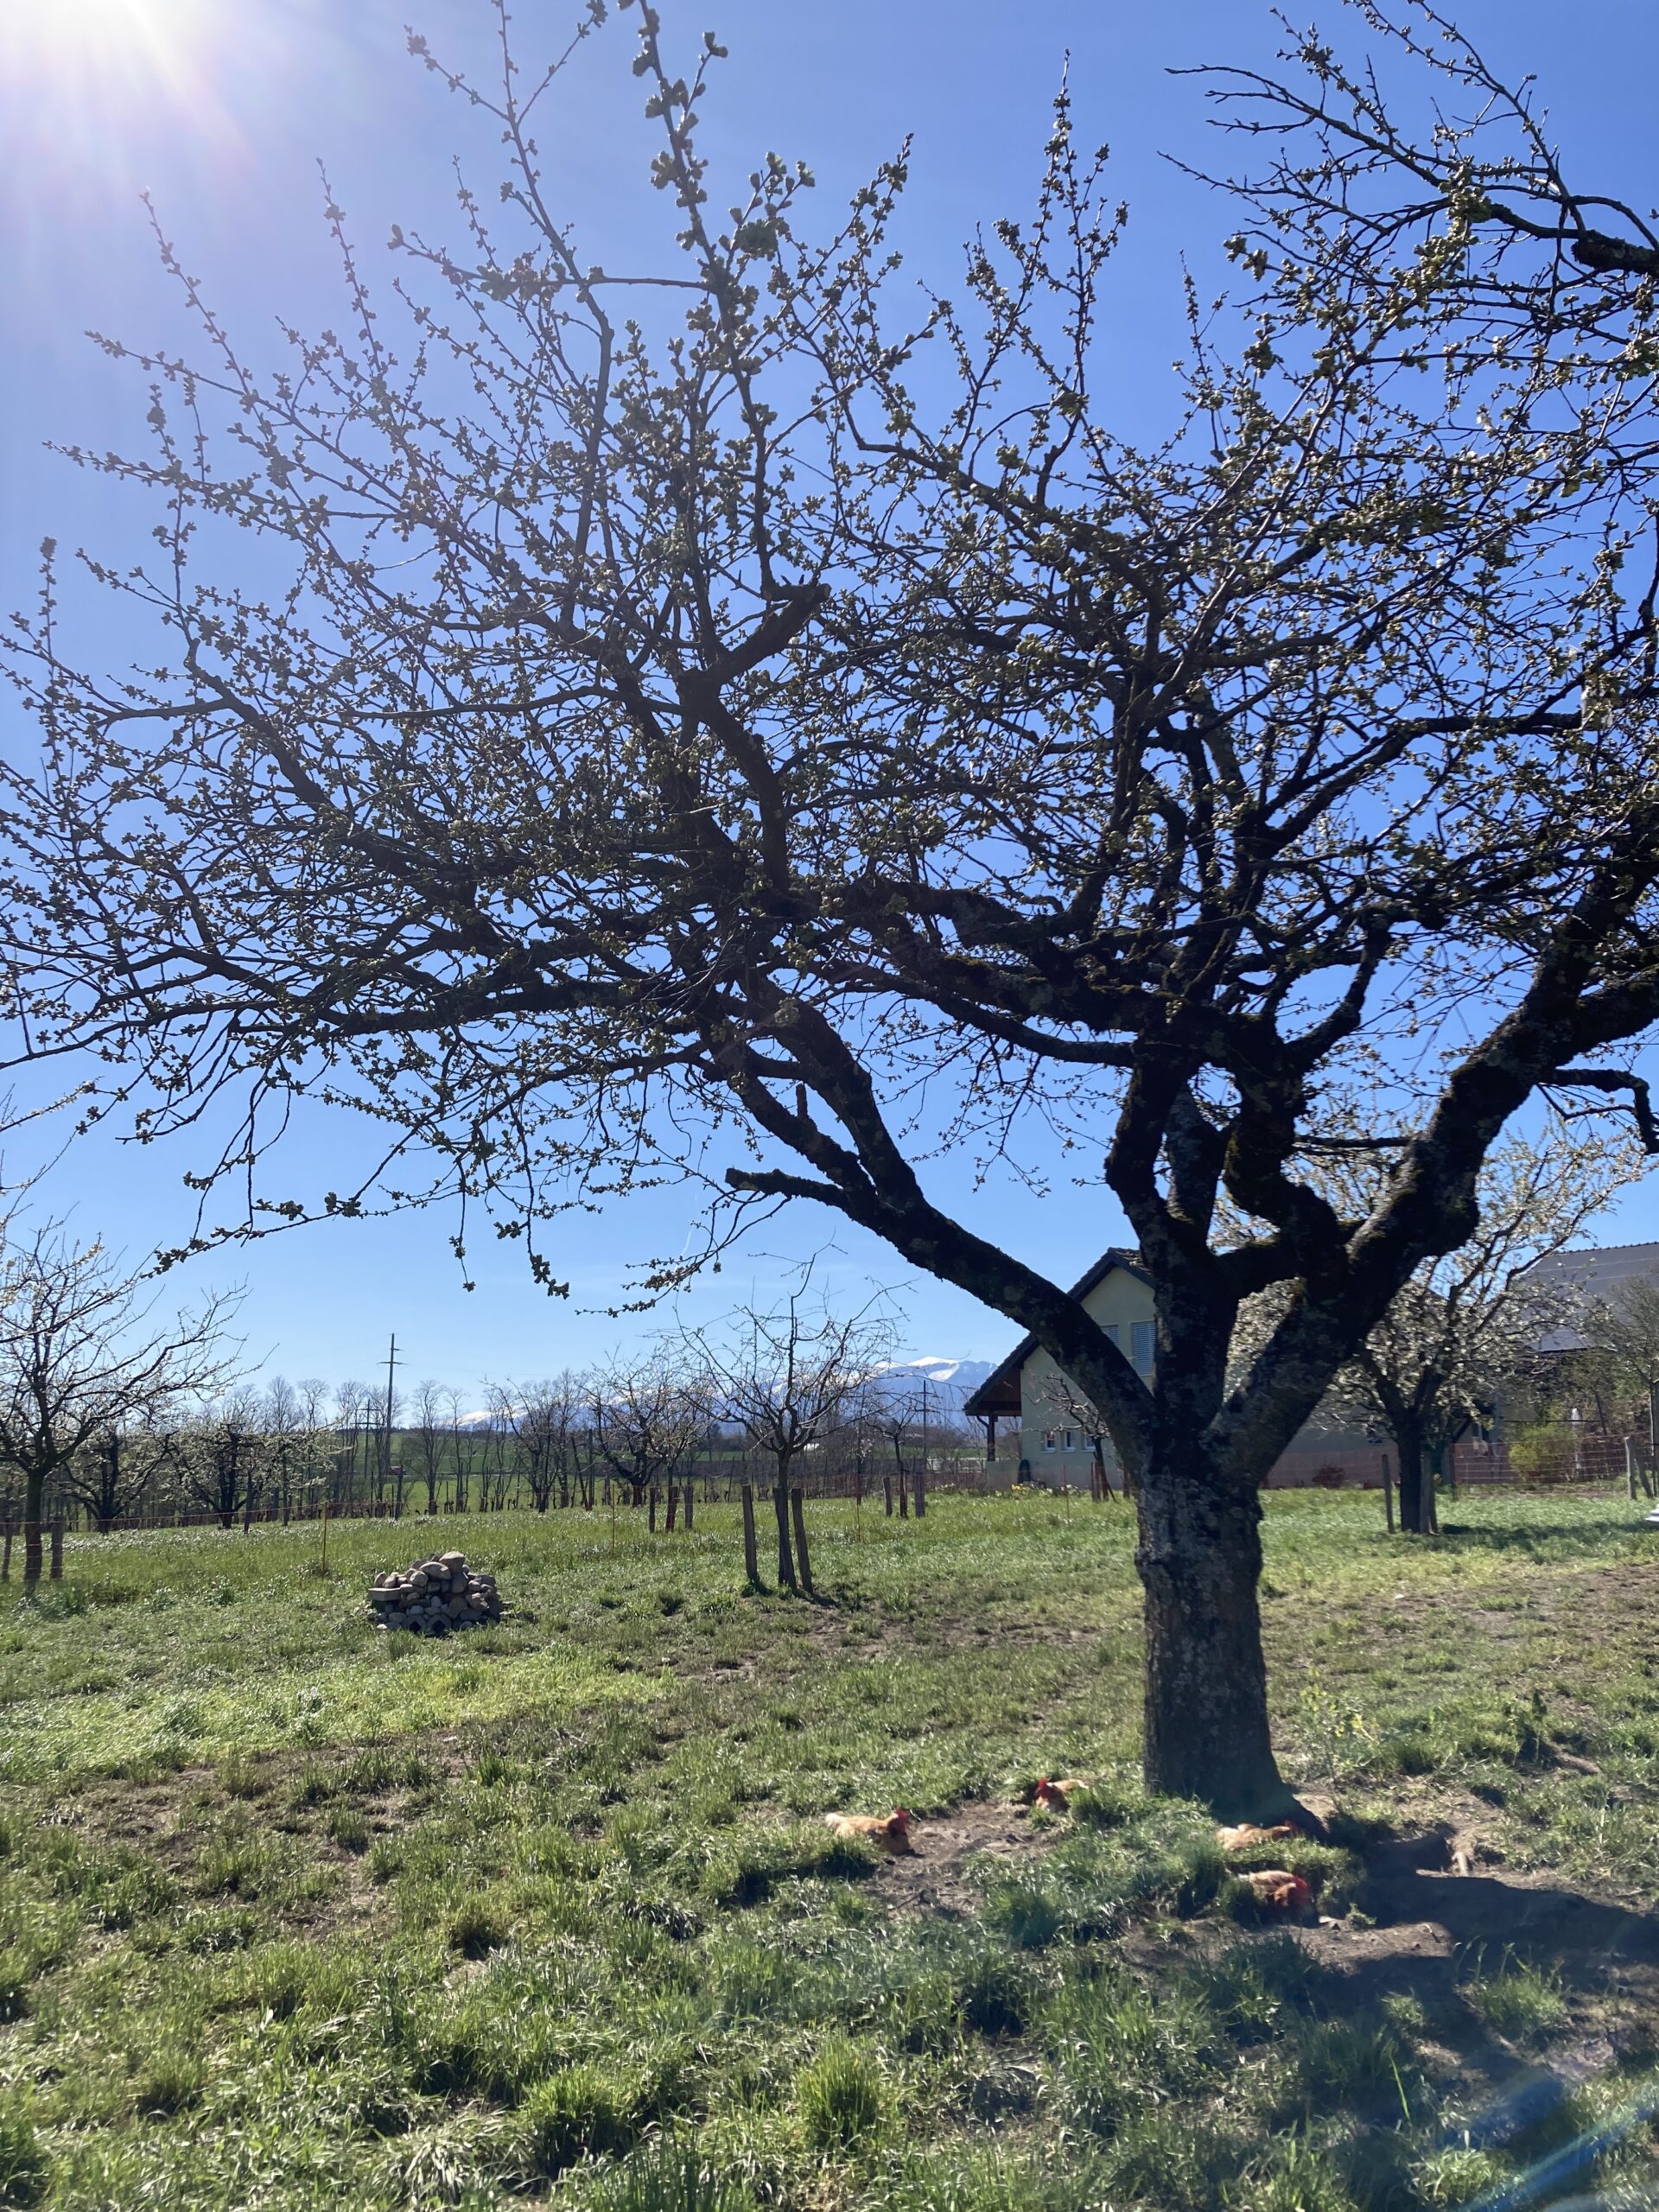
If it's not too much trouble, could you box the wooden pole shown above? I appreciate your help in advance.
[1382,1452,1395,1535]
[2,1522,10,1580]
[50,1519,65,1580]
[321,1493,330,1573]
[883,1474,893,1518]
[665,1484,677,1534]
[648,1485,658,1535]
[740,1483,759,1585]
[790,1486,813,1595]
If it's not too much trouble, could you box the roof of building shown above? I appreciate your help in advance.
[1528,1240,1659,1296]
[962,1248,1150,1419]
[1528,1239,1659,1351]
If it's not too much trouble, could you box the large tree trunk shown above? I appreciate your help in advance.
[23,1469,45,1585]
[1137,1460,1282,1816]
[1394,1419,1432,1534]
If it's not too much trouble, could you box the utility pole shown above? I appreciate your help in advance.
[383,1334,400,1513]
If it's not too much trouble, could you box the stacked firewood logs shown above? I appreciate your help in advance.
[366,1550,503,1636]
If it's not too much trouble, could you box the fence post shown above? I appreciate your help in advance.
[49,1519,65,1580]
[665,1484,677,1534]
[883,1475,893,1517]
[913,1461,925,1518]
[1,1522,10,1580]
[1382,1453,1394,1535]
[683,1483,694,1532]
[1627,1439,1639,1502]
[740,1483,759,1585]
[648,1485,658,1535]
[790,1486,814,1595]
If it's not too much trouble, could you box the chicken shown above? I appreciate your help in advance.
[1217,1821,1299,1851]
[1032,1777,1090,1812]
[823,1808,913,1853]
[1240,1869,1313,1916]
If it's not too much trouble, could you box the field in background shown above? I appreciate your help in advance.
[3,1491,1659,2210]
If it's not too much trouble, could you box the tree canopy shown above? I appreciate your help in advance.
[3,2,1657,1804]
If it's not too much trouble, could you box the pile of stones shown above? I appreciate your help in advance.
[367,1549,503,1636]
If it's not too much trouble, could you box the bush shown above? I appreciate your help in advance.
[0,2101,46,2209]
[796,2035,887,2154]
[518,2064,634,2177]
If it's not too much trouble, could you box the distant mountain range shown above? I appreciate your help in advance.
[868,1357,996,1419]
[456,1356,997,1430]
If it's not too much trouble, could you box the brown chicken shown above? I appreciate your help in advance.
[1217,1821,1298,1851]
[823,1808,913,1853]
[1241,1869,1313,1916]
[1033,1777,1090,1812]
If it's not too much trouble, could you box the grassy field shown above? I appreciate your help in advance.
[3,1488,1659,2210]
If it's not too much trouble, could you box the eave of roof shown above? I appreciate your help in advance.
[962,1247,1150,1419]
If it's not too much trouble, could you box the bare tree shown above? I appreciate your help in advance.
[515,1375,587,1511]
[0,1227,239,1578]
[689,1292,893,1589]
[443,1385,473,1515]
[410,1377,448,1515]
[590,1356,703,1515]
[11,9,1659,1803]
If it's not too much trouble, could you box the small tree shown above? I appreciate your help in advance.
[0,1228,238,1578]
[590,1357,704,1514]
[410,1377,449,1515]
[689,1293,893,1589]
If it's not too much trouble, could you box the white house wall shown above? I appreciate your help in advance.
[998,1264,1381,1491]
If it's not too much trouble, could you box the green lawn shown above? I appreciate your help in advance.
[3,1489,1658,2209]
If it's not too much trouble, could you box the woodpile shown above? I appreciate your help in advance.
[366,1549,503,1636]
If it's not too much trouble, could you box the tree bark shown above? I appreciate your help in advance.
[1395,1419,1432,1534]
[790,1485,813,1594]
[23,1469,45,1585]
[740,1482,760,1584]
[772,1466,797,1588]
[1137,1463,1282,1816]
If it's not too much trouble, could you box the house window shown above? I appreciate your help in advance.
[1043,1430,1057,1452]
[1063,1429,1077,1451]
[1131,1321,1154,1375]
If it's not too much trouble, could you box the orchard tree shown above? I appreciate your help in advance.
[1230,1132,1641,1530]
[6,6,1659,1806]
[687,1287,892,1588]
[0,1229,238,1576]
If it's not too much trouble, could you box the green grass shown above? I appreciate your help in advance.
[1,1489,1657,2208]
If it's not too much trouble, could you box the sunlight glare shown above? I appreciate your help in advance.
[4,0,238,194]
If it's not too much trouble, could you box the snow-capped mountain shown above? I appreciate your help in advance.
[867,1357,996,1419]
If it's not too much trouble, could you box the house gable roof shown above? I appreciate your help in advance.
[962,1248,1150,1420]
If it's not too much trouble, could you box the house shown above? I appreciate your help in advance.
[963,1249,1382,1491]
[1523,1240,1659,1353]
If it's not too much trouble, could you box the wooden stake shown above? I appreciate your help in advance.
[1382,1453,1395,1535]
[740,1483,759,1585]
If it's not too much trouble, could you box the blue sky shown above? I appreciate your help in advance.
[3,0,1656,1395]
